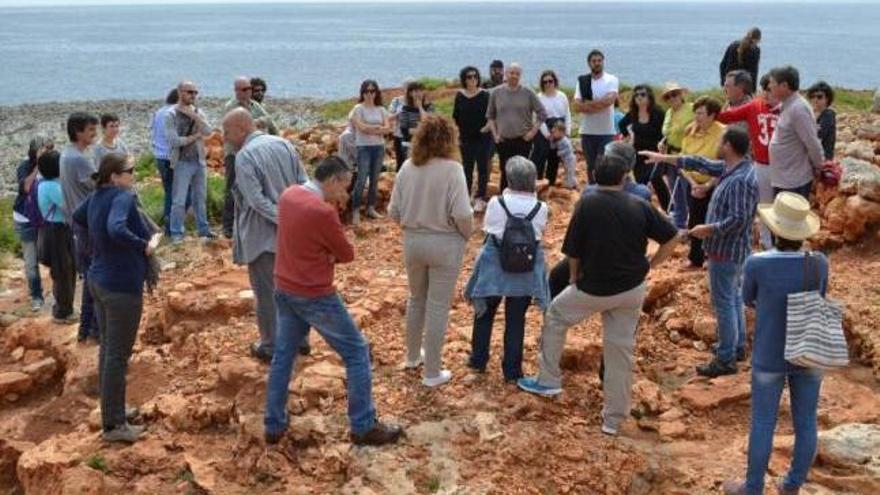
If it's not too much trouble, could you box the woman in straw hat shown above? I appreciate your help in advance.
[723,192,826,495]
[659,82,693,230]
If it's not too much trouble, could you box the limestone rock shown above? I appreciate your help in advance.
[690,317,716,343]
[632,379,667,416]
[818,423,880,476]
[142,393,234,432]
[559,335,603,373]
[843,195,880,241]
[842,140,876,162]
[217,357,261,390]
[678,375,751,411]
[58,466,108,495]
[839,157,880,199]
[0,372,33,396]
[293,361,346,409]
[22,357,58,385]
[16,434,93,495]
[0,438,35,490]
[856,124,880,141]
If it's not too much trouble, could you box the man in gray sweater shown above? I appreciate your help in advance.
[222,108,310,362]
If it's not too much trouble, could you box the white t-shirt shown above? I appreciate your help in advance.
[352,103,390,147]
[483,190,548,240]
[574,72,619,136]
[538,92,572,137]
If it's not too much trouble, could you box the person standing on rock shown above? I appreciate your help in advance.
[265,156,403,446]
[389,115,474,388]
[721,70,754,133]
[453,66,492,212]
[659,82,694,230]
[350,79,392,225]
[395,80,435,165]
[164,80,215,244]
[718,74,781,250]
[464,156,549,383]
[60,111,100,341]
[486,62,548,192]
[93,113,129,165]
[150,88,182,234]
[618,84,668,208]
[73,153,154,444]
[517,154,680,437]
[482,59,504,90]
[530,70,572,184]
[641,127,760,378]
[719,27,761,89]
[573,49,620,185]
[221,76,278,238]
[722,192,826,495]
[807,81,837,161]
[250,77,267,104]
[222,108,311,364]
[37,150,78,324]
[767,66,825,200]
[14,136,53,312]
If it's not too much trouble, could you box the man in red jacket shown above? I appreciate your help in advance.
[264,156,403,447]
[718,74,780,249]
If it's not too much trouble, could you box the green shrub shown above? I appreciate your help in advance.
[0,197,20,256]
[85,454,108,472]
[134,151,157,181]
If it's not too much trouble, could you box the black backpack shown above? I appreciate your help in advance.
[493,197,542,273]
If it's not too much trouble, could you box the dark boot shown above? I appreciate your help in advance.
[696,358,737,378]
[350,421,403,446]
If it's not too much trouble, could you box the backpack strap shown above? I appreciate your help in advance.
[497,196,513,218]
[525,201,543,221]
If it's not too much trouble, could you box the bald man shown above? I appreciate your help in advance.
[222,108,310,362]
[164,80,215,243]
[221,77,278,238]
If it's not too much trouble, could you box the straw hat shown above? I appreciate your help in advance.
[757,192,820,240]
[660,81,689,100]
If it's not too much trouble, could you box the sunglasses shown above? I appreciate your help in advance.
[541,79,556,85]
[120,168,134,175]
[634,91,648,97]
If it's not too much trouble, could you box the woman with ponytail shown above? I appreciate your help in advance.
[719,27,762,89]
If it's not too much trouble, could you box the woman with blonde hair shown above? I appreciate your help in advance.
[389,115,473,387]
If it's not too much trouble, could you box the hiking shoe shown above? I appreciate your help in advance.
[366,207,384,219]
[265,429,285,445]
[350,421,403,446]
[170,236,184,245]
[250,342,273,364]
[200,231,218,241]
[53,313,79,325]
[776,480,800,495]
[102,423,145,444]
[722,480,749,495]
[517,376,562,397]
[601,423,619,436]
[711,343,747,362]
[422,369,452,388]
[31,299,44,313]
[696,358,737,378]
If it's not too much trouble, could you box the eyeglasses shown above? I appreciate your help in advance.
[541,79,556,85]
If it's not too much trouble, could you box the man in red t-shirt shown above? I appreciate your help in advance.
[718,74,780,249]
[264,156,403,447]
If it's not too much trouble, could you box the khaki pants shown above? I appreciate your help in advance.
[403,231,466,378]
[536,282,646,429]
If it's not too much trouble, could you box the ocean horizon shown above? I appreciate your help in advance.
[1,1,878,105]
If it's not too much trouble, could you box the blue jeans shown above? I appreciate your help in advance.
[708,260,745,363]
[169,160,210,239]
[668,169,690,229]
[264,290,376,436]
[580,134,614,184]
[746,368,823,494]
[156,158,192,234]
[353,145,384,210]
[14,222,43,302]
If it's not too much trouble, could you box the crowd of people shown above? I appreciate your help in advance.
[10,26,841,494]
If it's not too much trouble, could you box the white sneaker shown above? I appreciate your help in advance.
[422,369,452,387]
[352,210,361,226]
[601,424,618,436]
[473,199,487,213]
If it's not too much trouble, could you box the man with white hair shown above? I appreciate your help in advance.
[221,77,277,237]
[486,62,548,192]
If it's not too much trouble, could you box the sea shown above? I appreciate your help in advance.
[1,1,879,105]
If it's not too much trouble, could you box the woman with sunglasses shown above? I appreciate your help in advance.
[619,84,668,209]
[350,80,392,225]
[453,66,492,212]
[660,82,694,230]
[530,70,573,188]
[806,81,836,160]
[73,153,155,444]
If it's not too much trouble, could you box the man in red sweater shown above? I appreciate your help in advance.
[718,74,780,249]
[264,156,403,446]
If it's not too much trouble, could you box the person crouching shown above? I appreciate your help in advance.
[464,156,549,382]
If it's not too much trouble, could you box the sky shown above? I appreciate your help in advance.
[1,0,876,6]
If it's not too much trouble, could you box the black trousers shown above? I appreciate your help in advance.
[687,190,712,267]
[461,135,492,200]
[39,223,76,318]
[468,296,530,380]
[393,137,406,170]
[529,132,562,185]
[640,161,671,212]
[222,153,236,237]
[497,137,532,191]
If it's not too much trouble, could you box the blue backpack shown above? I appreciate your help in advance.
[23,179,53,228]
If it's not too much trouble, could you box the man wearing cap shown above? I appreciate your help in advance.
[641,127,759,377]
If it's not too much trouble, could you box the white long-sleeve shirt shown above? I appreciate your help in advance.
[538,91,572,137]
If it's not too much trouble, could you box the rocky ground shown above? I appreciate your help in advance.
[0,110,879,494]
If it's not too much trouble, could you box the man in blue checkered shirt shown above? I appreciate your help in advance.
[641,126,759,378]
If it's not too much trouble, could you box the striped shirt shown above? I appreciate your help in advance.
[677,156,758,264]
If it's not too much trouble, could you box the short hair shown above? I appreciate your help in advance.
[27,135,53,166]
[722,127,751,156]
[459,66,481,88]
[759,74,771,92]
[358,79,383,106]
[774,236,804,251]
[807,81,835,106]
[594,154,628,186]
[314,156,351,182]
[692,96,722,117]
[93,153,131,186]
[726,70,754,94]
[769,65,800,92]
[250,77,267,90]
[66,112,98,143]
[165,88,179,105]
[604,142,637,172]
[505,156,537,193]
[100,113,120,128]
[490,59,504,69]
[410,114,459,166]
[37,149,61,179]
[587,49,605,61]
[551,119,567,133]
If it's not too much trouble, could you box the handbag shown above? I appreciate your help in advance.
[784,252,849,369]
